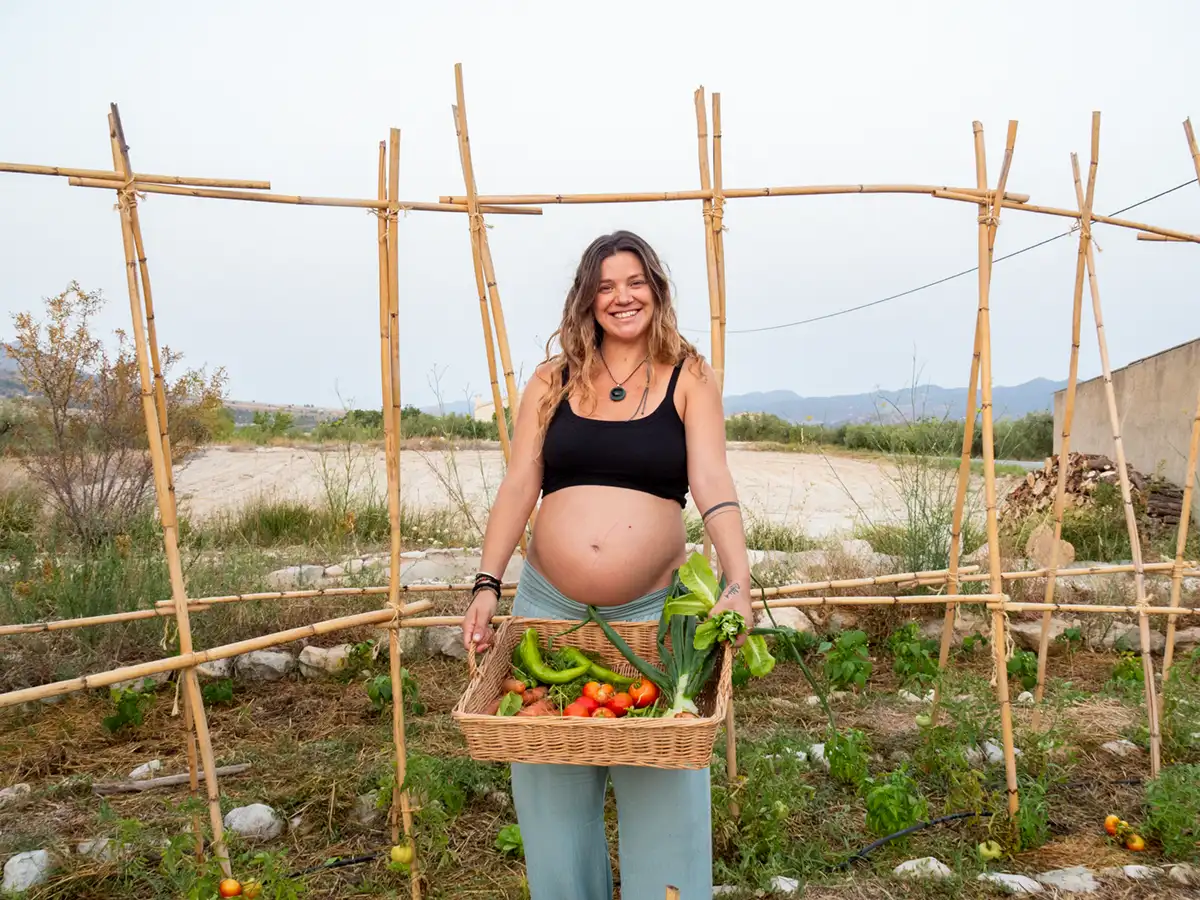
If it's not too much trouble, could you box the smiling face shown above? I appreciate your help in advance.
[593,250,655,345]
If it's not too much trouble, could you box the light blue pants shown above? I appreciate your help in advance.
[509,563,713,900]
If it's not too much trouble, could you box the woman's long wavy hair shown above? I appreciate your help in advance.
[533,230,702,451]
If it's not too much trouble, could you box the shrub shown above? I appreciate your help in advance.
[1143,764,1200,860]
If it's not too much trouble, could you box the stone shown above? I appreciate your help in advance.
[75,839,114,862]
[264,564,328,589]
[889,750,912,764]
[894,857,952,880]
[223,803,284,842]
[298,644,354,678]
[354,791,381,825]
[839,539,876,563]
[0,783,32,808]
[977,872,1043,894]
[769,875,800,894]
[424,625,468,661]
[712,888,739,897]
[3,849,52,893]
[323,564,346,578]
[400,550,425,560]
[111,671,171,693]
[898,689,933,703]
[827,610,859,632]
[1025,524,1075,569]
[807,743,830,771]
[805,695,823,707]
[1099,740,1141,758]
[234,650,296,681]
[1035,866,1099,893]
[1009,618,1075,653]
[983,740,1021,764]
[128,759,162,780]
[196,658,233,679]
[754,606,813,633]
[792,549,831,578]
[487,791,511,810]
[1168,863,1199,886]
[1102,624,1165,654]
[966,746,985,768]
[1119,865,1160,880]
[1172,626,1200,649]
[1017,691,1034,705]
[400,557,476,586]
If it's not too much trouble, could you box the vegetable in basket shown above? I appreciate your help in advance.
[582,552,776,718]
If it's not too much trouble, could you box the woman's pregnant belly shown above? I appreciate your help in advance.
[528,485,688,606]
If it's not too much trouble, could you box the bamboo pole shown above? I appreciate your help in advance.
[105,110,230,877]
[0,604,212,637]
[1162,119,1200,691]
[109,102,206,861]
[0,161,270,189]
[930,191,1200,244]
[1076,113,1162,775]
[996,601,1200,616]
[0,602,433,709]
[379,129,421,899]
[438,185,1032,205]
[1029,150,1096,730]
[711,92,728,389]
[973,119,1022,815]
[66,177,541,215]
[453,65,523,435]
[1136,232,1188,242]
[695,87,721,567]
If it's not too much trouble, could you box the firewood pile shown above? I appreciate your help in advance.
[1000,452,1186,528]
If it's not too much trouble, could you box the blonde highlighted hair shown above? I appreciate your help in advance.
[533,230,703,450]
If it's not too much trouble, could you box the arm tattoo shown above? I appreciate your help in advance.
[725,583,741,597]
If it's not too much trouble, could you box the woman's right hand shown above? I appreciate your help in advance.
[462,590,499,652]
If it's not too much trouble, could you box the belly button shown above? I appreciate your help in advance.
[590,543,601,553]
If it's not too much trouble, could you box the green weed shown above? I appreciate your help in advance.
[819,630,872,692]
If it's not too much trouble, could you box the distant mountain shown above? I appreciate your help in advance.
[722,377,1066,425]
[0,346,21,398]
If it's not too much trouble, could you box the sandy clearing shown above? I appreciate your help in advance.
[169,444,1012,538]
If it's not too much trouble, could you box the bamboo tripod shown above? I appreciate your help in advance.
[4,68,1200,893]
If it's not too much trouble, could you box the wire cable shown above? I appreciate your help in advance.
[691,177,1197,336]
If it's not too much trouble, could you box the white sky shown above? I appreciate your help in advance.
[2,1,1199,411]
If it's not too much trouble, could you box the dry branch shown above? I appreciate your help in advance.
[92,764,253,796]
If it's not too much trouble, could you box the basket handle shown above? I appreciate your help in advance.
[466,639,481,683]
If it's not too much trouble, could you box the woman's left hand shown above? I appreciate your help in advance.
[708,579,754,647]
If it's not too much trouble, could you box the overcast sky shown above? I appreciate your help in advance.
[3,1,1199,412]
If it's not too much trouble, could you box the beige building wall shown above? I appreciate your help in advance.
[1052,338,1200,522]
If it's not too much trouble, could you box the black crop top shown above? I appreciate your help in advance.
[540,362,689,507]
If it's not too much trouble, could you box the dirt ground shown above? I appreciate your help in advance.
[168,444,1013,537]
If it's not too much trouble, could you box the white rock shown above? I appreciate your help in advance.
[984,740,1021,764]
[75,839,114,862]
[754,606,813,633]
[128,759,162,780]
[196,658,233,679]
[805,695,823,707]
[3,849,52,893]
[0,783,32,808]
[1009,618,1075,653]
[769,875,799,894]
[110,671,170,693]
[1035,866,1099,893]
[264,564,328,589]
[807,743,830,771]
[978,872,1043,894]
[1120,865,1160,880]
[223,803,284,843]
[1168,863,1199,886]
[323,564,346,578]
[1171,626,1200,649]
[712,888,739,897]
[839,539,877,562]
[898,689,932,704]
[354,791,381,825]
[400,550,425,560]
[894,857,952,880]
[234,649,296,681]
[1017,691,1034,705]
[298,644,354,678]
[424,625,468,661]
[827,610,859,632]
[1099,739,1140,758]
[1103,624,1165,654]
[966,746,985,768]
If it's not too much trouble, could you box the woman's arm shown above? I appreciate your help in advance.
[461,363,554,650]
[681,359,754,642]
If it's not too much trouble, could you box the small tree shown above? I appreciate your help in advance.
[6,281,227,546]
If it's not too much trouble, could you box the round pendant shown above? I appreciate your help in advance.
[610,386,627,402]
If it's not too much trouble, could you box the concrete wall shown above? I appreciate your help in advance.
[1053,338,1200,523]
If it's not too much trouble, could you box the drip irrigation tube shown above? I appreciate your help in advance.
[833,811,993,870]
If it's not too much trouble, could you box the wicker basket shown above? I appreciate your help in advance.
[450,616,732,770]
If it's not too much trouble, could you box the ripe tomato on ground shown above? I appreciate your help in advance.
[628,679,659,708]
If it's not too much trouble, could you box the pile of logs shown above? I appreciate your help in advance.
[1000,452,1185,528]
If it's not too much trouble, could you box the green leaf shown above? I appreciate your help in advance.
[497,692,523,716]
[741,634,776,677]
[663,598,710,619]
[676,551,720,610]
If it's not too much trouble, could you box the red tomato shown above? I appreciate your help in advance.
[607,692,634,717]
[595,684,615,704]
[582,681,602,701]
[563,701,591,717]
[575,696,598,713]
[628,679,659,708]
[591,707,617,718]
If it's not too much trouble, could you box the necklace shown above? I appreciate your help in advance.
[600,353,648,402]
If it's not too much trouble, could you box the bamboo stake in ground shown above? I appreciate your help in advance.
[1162,118,1200,691]
[1076,113,1162,775]
[1029,149,1095,731]
[694,87,721,567]
[974,119,1022,815]
[106,108,230,876]
[711,92,728,390]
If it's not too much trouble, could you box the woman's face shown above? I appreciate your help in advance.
[592,250,655,344]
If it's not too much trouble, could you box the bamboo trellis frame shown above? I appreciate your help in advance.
[2,68,1198,894]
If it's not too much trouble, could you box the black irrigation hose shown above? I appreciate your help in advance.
[832,810,994,870]
[285,849,386,879]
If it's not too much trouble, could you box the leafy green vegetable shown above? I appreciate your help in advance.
[694,609,744,650]
[497,692,523,716]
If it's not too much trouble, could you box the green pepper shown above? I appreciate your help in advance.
[560,647,635,687]
[518,628,590,684]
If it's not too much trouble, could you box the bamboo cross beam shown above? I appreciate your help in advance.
[0,161,270,189]
[438,185,1032,205]
[0,601,434,710]
[66,176,542,215]
[1137,232,1188,241]
[993,601,1200,616]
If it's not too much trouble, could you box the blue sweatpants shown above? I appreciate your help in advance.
[509,563,713,900]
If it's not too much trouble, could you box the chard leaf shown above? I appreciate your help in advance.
[740,634,776,678]
[497,692,523,716]
[664,598,709,618]
[677,552,721,610]
[694,610,744,651]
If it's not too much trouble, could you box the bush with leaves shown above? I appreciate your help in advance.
[864,768,929,836]
[887,621,939,689]
[819,629,872,692]
[1142,763,1200,860]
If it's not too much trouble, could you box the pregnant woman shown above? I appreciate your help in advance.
[461,230,752,900]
